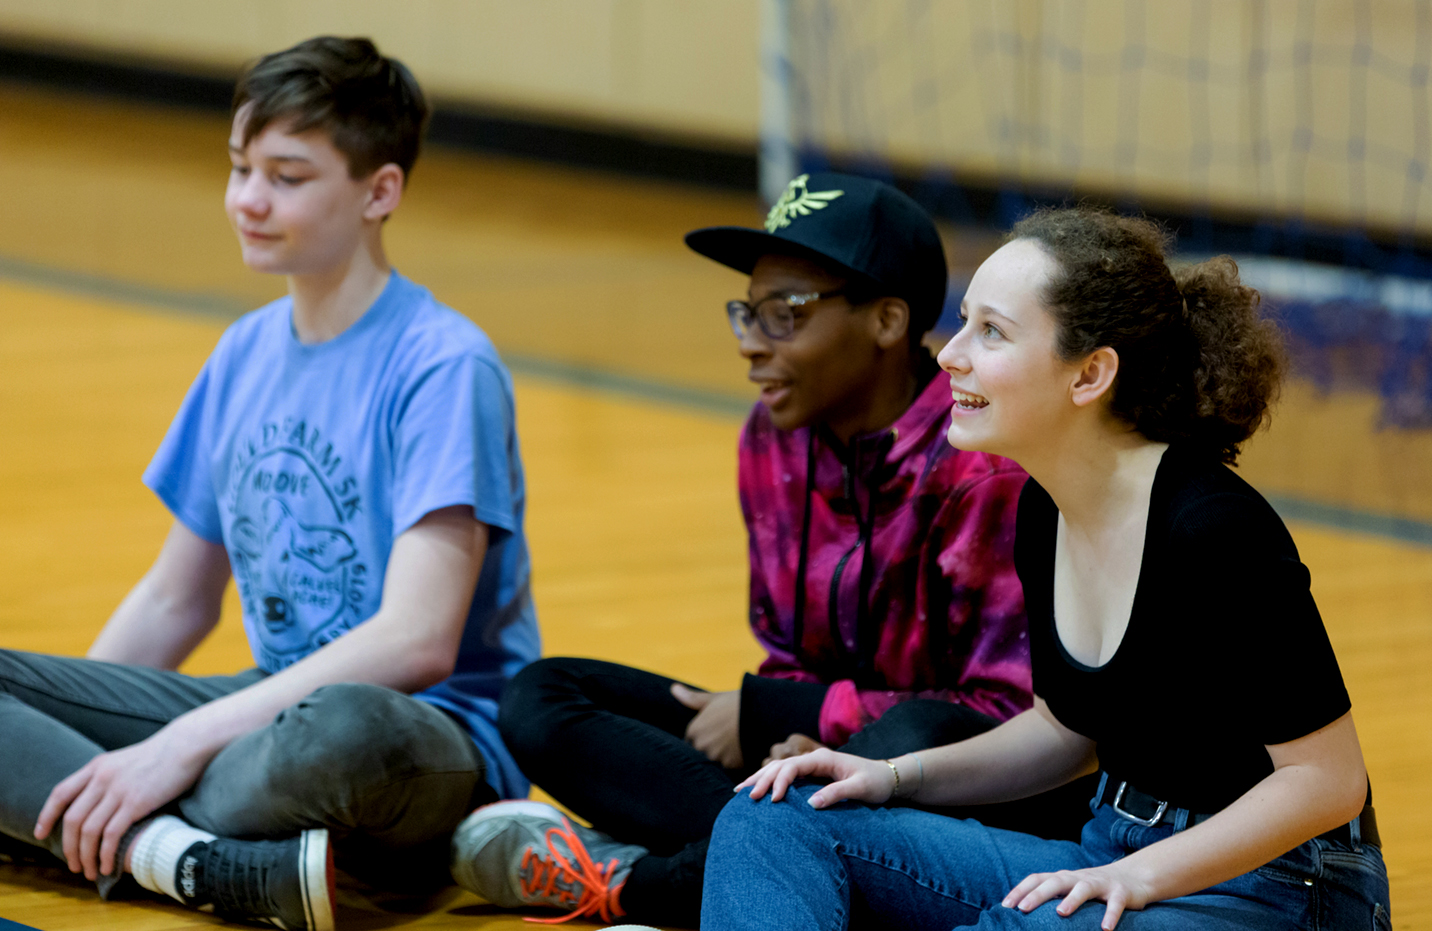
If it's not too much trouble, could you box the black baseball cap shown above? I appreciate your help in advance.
[685,172,948,334]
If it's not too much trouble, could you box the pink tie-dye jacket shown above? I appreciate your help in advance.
[740,372,1032,747]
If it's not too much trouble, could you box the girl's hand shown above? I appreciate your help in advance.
[735,748,896,808]
[1002,862,1156,931]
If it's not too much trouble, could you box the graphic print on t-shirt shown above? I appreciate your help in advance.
[225,417,367,669]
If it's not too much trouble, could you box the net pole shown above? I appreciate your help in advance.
[759,0,796,205]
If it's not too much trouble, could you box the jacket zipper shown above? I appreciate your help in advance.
[828,542,863,667]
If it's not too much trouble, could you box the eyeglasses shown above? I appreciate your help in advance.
[726,289,847,341]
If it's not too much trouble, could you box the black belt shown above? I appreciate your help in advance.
[1099,778,1381,848]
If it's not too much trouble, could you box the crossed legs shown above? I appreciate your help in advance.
[0,648,487,890]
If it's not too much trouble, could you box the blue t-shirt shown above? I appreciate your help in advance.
[144,271,540,799]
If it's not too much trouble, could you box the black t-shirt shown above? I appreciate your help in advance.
[1017,445,1351,813]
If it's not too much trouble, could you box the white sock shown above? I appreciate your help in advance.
[126,815,216,903]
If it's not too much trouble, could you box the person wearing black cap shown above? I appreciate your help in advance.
[448,174,1061,927]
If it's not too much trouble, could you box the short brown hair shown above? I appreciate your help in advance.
[233,36,429,180]
[1011,207,1284,463]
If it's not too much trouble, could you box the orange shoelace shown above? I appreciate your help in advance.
[518,816,627,924]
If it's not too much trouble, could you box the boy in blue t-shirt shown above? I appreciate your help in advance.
[0,37,538,930]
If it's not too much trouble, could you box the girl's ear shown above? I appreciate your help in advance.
[871,297,911,350]
[1070,346,1119,408]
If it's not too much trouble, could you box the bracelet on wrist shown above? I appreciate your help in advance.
[883,758,902,798]
[884,753,925,801]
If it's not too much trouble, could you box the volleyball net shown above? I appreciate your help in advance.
[761,0,1432,428]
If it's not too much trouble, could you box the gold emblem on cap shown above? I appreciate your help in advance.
[765,174,845,232]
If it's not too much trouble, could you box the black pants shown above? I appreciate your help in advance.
[499,657,1096,928]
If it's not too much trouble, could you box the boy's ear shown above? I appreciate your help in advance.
[870,297,911,350]
[1070,346,1119,407]
[363,163,405,221]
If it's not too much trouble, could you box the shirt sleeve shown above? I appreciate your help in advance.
[142,358,224,544]
[390,354,518,538]
[738,672,828,765]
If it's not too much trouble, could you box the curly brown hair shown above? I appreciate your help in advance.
[1010,207,1283,463]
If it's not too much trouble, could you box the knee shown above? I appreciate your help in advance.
[497,657,583,761]
[711,785,829,856]
[844,700,998,759]
[269,683,478,784]
[286,682,400,738]
[869,699,955,747]
[192,684,481,840]
[974,900,1099,929]
[710,791,774,858]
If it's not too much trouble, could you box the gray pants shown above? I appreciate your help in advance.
[0,649,492,887]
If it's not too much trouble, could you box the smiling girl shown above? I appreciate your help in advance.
[700,207,1390,930]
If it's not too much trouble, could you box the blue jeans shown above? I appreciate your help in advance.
[702,780,1391,930]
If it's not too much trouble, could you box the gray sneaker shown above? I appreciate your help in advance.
[451,800,648,924]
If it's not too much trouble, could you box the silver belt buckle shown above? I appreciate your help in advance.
[1112,781,1167,826]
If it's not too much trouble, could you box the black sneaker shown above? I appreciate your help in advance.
[175,829,335,931]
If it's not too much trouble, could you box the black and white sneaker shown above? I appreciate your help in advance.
[174,828,335,931]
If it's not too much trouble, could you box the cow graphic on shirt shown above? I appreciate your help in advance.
[226,420,368,669]
[232,497,357,637]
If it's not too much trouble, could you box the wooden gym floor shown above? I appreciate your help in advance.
[0,82,1428,930]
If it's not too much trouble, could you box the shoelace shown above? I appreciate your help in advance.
[201,840,279,922]
[517,817,626,924]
